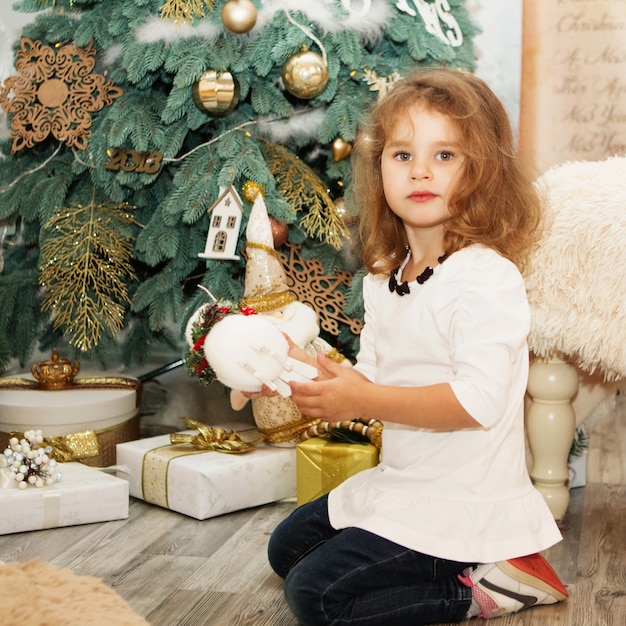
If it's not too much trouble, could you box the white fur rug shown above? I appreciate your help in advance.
[0,559,148,625]
[524,155,626,381]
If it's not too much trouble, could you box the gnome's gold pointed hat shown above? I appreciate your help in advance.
[239,195,296,313]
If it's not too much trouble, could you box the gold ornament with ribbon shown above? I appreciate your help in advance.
[192,70,240,116]
[281,10,330,100]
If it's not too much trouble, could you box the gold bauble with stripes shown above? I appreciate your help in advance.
[192,70,239,116]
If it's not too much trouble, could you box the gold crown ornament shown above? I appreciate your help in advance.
[31,349,80,390]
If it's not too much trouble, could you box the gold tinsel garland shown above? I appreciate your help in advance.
[260,140,350,251]
[39,198,138,351]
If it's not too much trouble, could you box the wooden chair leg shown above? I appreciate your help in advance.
[526,356,578,520]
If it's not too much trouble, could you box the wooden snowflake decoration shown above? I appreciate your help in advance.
[0,38,123,153]
[279,242,363,337]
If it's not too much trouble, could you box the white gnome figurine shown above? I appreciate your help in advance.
[233,194,347,446]
[186,194,347,446]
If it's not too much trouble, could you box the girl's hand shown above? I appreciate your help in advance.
[289,354,368,421]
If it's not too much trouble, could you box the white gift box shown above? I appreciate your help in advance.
[0,462,129,535]
[116,424,296,520]
[0,374,141,466]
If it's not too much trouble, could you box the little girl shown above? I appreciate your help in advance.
[265,68,568,625]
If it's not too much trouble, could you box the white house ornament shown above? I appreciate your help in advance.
[198,186,243,261]
[192,70,239,116]
[0,38,123,153]
[221,0,258,34]
[281,48,329,99]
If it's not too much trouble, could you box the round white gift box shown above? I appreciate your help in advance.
[0,376,141,466]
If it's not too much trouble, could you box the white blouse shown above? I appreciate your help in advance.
[328,245,562,563]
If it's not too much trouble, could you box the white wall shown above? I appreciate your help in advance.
[470,0,522,131]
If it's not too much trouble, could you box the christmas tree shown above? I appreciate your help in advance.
[0,0,478,372]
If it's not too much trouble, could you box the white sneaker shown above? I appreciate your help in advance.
[458,553,569,619]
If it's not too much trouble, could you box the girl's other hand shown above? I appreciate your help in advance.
[289,355,368,421]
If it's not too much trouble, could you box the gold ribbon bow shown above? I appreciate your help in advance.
[169,417,260,454]
[5,430,100,462]
[45,430,100,461]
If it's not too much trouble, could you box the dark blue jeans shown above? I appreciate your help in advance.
[268,495,473,626]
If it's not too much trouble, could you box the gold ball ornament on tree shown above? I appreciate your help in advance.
[221,0,257,34]
[192,70,239,116]
[281,48,329,99]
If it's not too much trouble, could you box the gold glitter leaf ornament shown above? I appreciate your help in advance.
[159,0,214,23]
[0,38,123,153]
[39,199,138,352]
[260,140,350,251]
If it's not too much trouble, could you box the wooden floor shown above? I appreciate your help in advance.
[1,392,625,625]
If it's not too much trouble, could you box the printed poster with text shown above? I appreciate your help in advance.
[520,0,626,174]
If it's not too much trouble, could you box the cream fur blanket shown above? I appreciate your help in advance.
[524,155,626,381]
[0,559,148,626]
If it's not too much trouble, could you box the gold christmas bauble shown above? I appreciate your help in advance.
[332,138,352,162]
[281,49,329,99]
[221,0,258,34]
[192,70,239,116]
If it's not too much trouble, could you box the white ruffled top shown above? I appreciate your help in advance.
[328,245,562,563]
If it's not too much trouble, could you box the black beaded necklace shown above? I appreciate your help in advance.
[388,251,449,296]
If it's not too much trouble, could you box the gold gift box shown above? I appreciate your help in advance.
[296,438,379,505]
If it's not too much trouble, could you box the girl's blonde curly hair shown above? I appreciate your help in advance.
[351,68,543,275]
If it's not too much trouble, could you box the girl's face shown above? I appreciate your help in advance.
[380,105,465,233]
